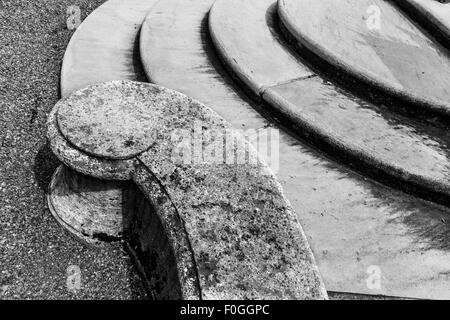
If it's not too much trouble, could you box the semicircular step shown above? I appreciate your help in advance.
[393,0,450,49]
[139,0,450,299]
[277,0,450,119]
[208,0,450,207]
[60,0,158,97]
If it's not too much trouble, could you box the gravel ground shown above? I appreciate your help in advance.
[0,0,148,299]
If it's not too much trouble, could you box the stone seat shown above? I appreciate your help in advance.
[47,80,327,300]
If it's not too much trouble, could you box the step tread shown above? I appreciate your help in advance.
[139,0,266,130]
[60,0,157,97]
[204,0,313,93]
[209,0,450,202]
[278,0,450,117]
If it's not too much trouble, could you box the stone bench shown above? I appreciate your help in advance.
[46,80,327,300]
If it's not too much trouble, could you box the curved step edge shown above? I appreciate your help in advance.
[208,0,450,207]
[60,0,158,98]
[277,0,450,120]
[392,0,450,49]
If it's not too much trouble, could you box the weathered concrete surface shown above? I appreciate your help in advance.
[278,0,450,118]
[49,80,328,300]
[60,0,157,97]
[393,0,450,48]
[139,0,265,121]
[57,86,158,160]
[138,0,450,299]
[209,0,450,206]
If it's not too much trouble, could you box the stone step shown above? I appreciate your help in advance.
[137,0,450,299]
[60,0,158,97]
[278,0,450,119]
[208,0,450,207]
[393,0,450,49]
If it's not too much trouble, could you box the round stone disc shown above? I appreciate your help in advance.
[57,81,159,160]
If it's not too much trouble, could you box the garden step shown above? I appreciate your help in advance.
[138,0,450,299]
[60,0,158,97]
[278,0,450,119]
[393,0,450,49]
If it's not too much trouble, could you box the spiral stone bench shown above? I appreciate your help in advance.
[278,0,450,119]
[47,80,327,299]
